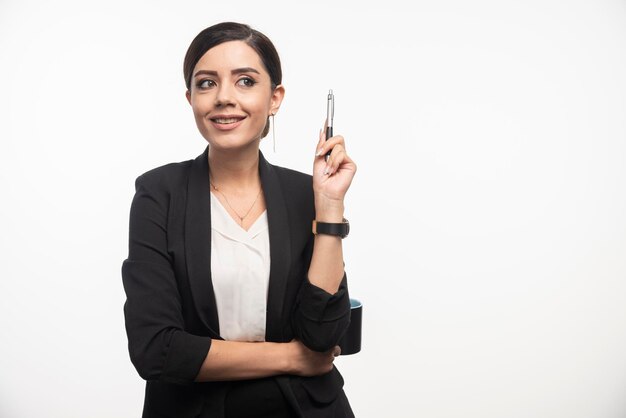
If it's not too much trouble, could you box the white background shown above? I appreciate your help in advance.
[1,0,626,417]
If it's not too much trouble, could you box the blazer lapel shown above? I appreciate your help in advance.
[184,147,220,334]
[259,152,292,342]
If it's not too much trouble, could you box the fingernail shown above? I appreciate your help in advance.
[316,149,323,157]
[323,165,330,175]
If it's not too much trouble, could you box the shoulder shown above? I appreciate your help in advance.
[134,158,194,192]
[268,163,315,216]
[271,164,313,199]
[272,164,312,190]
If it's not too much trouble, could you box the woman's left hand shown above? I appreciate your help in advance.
[313,125,357,207]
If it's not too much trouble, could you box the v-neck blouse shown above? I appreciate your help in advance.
[210,192,270,342]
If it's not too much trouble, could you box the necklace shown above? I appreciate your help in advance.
[210,179,262,226]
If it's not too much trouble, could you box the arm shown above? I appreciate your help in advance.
[194,339,339,381]
[122,173,212,384]
[292,127,357,352]
[309,128,355,293]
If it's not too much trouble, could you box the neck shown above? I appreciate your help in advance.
[208,145,261,191]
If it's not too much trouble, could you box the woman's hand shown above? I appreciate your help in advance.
[286,339,341,377]
[313,124,357,217]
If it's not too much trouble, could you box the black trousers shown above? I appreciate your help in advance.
[224,378,297,418]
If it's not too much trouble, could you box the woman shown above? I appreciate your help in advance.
[122,22,356,418]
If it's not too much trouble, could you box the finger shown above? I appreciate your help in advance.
[317,135,345,158]
[330,151,356,177]
[324,135,345,150]
[333,346,341,357]
[325,146,347,175]
[315,126,328,157]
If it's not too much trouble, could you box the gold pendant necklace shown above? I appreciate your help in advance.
[210,180,262,226]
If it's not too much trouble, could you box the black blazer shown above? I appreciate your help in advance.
[122,148,354,418]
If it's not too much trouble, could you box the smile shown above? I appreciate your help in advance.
[209,115,246,131]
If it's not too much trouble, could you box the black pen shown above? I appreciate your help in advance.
[325,89,334,160]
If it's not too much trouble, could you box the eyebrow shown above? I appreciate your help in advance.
[193,67,261,78]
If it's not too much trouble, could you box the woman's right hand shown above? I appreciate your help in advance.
[286,339,341,376]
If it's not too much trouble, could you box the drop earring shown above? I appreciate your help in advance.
[270,112,276,152]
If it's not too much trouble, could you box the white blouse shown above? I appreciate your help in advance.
[210,192,271,342]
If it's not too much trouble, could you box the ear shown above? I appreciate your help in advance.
[269,84,285,115]
[185,90,191,105]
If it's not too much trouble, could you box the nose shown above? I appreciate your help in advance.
[215,83,235,107]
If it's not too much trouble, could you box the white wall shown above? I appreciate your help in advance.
[1,1,625,417]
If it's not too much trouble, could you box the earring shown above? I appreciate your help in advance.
[270,113,276,152]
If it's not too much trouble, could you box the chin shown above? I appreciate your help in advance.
[204,132,262,150]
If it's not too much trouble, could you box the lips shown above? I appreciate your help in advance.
[209,115,246,131]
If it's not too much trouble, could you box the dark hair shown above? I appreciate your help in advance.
[183,22,282,92]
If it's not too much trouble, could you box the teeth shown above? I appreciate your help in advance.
[213,118,240,124]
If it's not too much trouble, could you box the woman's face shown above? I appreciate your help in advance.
[186,41,284,151]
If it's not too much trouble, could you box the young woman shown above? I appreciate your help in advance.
[122,22,356,418]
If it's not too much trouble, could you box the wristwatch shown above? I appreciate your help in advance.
[312,218,350,239]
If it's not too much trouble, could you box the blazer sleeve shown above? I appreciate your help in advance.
[293,273,351,352]
[290,203,352,352]
[121,173,211,385]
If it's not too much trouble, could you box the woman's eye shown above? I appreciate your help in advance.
[237,77,256,87]
[198,79,216,89]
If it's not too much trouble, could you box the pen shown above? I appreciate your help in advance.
[325,89,334,160]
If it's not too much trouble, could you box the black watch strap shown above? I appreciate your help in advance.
[312,218,350,239]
